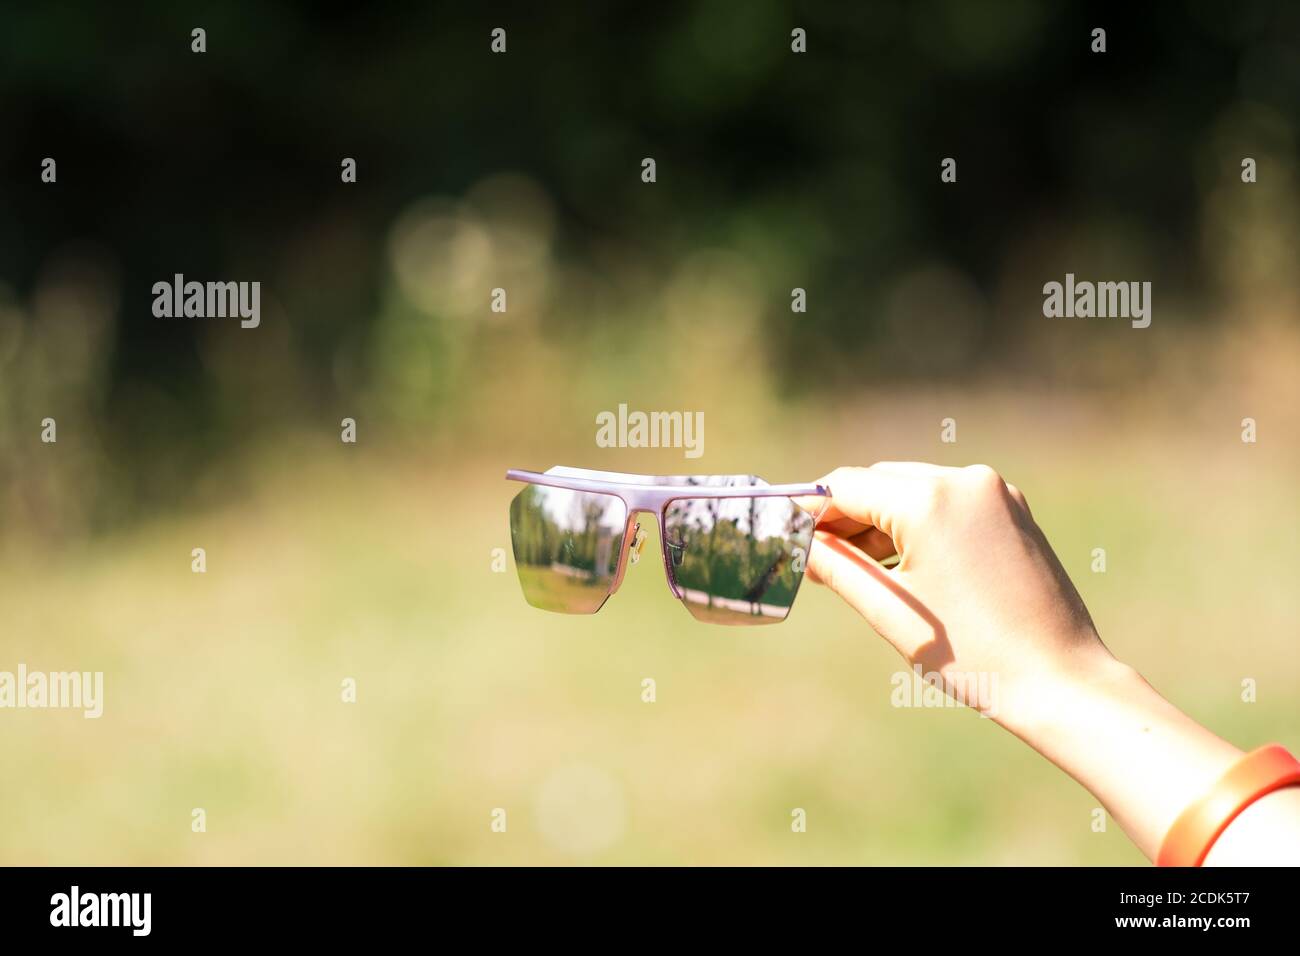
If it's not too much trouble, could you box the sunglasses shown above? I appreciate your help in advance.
[505,466,831,625]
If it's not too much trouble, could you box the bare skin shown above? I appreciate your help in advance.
[805,462,1300,864]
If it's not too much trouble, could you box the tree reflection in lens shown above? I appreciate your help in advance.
[509,485,627,614]
[664,494,815,625]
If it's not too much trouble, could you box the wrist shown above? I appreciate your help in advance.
[993,644,1134,744]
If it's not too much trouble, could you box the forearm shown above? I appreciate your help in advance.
[809,462,1298,863]
[998,655,1242,860]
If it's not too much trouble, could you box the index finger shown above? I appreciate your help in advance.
[812,463,940,548]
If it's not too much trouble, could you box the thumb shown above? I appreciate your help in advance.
[808,531,945,663]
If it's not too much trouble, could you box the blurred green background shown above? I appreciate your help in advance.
[1,1,1298,864]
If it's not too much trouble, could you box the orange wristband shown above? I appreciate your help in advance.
[1158,743,1300,866]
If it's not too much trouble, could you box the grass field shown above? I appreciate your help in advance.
[1,379,1297,866]
[514,565,616,614]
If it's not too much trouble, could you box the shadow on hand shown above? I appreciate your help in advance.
[818,534,954,675]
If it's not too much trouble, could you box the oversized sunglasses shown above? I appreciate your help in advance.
[505,466,831,625]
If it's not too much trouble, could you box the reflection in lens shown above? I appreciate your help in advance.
[509,485,628,614]
[663,495,815,625]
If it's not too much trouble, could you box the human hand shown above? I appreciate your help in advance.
[806,462,1109,726]
[807,461,1256,860]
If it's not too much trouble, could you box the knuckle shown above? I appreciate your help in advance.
[916,477,950,515]
[962,463,1004,493]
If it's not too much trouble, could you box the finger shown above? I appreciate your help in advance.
[815,464,941,550]
[871,461,950,476]
[815,512,872,537]
[1005,481,1031,518]
[801,487,880,586]
[815,462,946,507]
[793,492,834,518]
[806,531,911,649]
[805,524,896,580]
[844,526,897,562]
